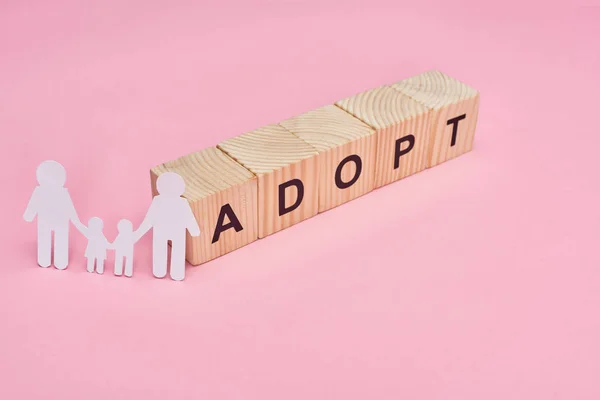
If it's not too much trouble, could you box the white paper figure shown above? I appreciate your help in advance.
[23,160,81,269]
[113,219,135,277]
[78,217,111,274]
[134,172,200,281]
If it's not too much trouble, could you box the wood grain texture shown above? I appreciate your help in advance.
[218,124,319,238]
[336,86,430,188]
[280,105,376,212]
[150,147,258,265]
[391,70,480,167]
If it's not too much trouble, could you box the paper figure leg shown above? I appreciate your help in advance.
[87,258,95,273]
[37,226,52,268]
[114,252,124,276]
[97,259,104,274]
[53,225,69,270]
[124,255,133,278]
[169,237,186,281]
[153,237,168,278]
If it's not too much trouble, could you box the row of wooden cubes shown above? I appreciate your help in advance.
[151,70,480,265]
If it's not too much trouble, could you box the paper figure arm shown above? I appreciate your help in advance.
[184,203,200,237]
[75,222,88,237]
[133,200,156,242]
[64,189,82,226]
[23,187,41,222]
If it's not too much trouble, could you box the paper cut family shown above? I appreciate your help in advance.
[23,160,200,281]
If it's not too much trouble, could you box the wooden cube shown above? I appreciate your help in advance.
[218,124,319,238]
[279,105,376,212]
[336,86,431,188]
[150,147,258,265]
[391,70,480,168]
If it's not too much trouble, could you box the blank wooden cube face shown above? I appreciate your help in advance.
[151,147,258,265]
[280,105,376,212]
[336,86,430,188]
[392,70,480,168]
[218,124,319,238]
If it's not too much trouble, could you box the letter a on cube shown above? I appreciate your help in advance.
[218,124,319,238]
[150,147,258,265]
[391,70,480,168]
[280,105,376,212]
[336,86,431,188]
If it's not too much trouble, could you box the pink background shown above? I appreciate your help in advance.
[1,1,599,398]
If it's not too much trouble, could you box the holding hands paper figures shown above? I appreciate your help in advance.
[134,172,201,281]
[23,160,81,269]
[79,217,140,277]
[24,161,198,281]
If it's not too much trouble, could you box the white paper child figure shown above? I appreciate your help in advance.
[113,219,136,277]
[23,160,81,269]
[79,217,111,274]
[134,172,200,281]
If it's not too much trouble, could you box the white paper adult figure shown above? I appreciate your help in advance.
[23,160,81,269]
[78,217,111,274]
[135,172,200,281]
[113,219,136,277]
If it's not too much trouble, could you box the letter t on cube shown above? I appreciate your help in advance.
[218,124,319,238]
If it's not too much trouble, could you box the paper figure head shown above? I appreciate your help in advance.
[156,172,186,197]
[117,219,133,232]
[88,217,104,231]
[36,160,66,187]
